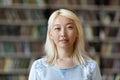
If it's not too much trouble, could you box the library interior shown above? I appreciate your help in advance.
[0,0,120,80]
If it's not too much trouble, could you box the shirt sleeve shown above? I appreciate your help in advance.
[28,61,40,80]
[91,63,102,80]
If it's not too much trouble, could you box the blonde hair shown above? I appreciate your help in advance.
[45,9,88,65]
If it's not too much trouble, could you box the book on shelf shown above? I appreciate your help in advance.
[0,75,28,80]
[116,28,120,39]
[8,25,20,36]
[115,74,120,80]
[113,11,120,24]
[111,43,120,54]
[11,10,21,22]
[0,57,31,72]
[0,40,45,56]
[5,10,13,22]
[20,25,31,37]
[35,0,46,6]
[0,0,13,5]
[22,42,31,55]
[99,11,111,25]
[92,26,101,37]
[0,24,47,38]
[0,25,20,36]
[101,58,120,72]
[102,74,114,80]
[0,58,5,70]
[113,59,120,70]
[18,75,28,80]
[107,27,119,38]
[87,0,96,5]
[37,24,47,38]
[14,58,31,69]
[29,0,36,4]
[4,58,14,72]
[109,0,120,6]
[15,42,23,54]
[101,42,120,56]
[0,25,7,36]
[102,73,120,80]
[2,9,46,23]
[0,9,6,20]
[100,43,113,56]
[17,10,27,21]
[31,25,39,39]
[12,0,23,4]
[3,42,15,54]
[80,0,87,5]
[0,42,4,55]
[94,0,114,5]
[30,41,44,55]
[83,24,93,40]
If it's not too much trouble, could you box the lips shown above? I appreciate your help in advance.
[59,39,69,43]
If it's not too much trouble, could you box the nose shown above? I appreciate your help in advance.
[60,28,66,37]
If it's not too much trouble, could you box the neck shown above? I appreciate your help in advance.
[57,47,74,59]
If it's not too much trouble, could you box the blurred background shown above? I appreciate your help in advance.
[0,0,120,80]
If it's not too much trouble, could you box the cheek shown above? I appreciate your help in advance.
[69,33,78,42]
[50,32,58,41]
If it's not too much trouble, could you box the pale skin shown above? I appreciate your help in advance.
[50,15,78,68]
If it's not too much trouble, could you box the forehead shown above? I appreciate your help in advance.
[53,15,74,24]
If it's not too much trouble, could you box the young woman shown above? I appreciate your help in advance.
[28,9,102,80]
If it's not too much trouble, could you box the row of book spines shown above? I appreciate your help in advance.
[0,9,46,21]
[0,0,120,6]
[101,58,120,69]
[0,58,31,71]
[0,10,120,22]
[87,42,120,57]
[0,25,47,37]
[102,74,120,80]
[83,27,120,41]
[47,0,120,5]
[0,75,28,80]
[79,11,120,25]
[0,0,46,5]
[2,25,120,39]
[100,43,120,56]
[0,42,44,55]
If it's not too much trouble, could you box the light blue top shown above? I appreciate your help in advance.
[28,58,102,80]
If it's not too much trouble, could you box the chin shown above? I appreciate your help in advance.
[59,44,72,48]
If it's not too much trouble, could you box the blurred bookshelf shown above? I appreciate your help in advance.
[0,0,120,80]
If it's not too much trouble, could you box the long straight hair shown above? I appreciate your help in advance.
[44,9,88,65]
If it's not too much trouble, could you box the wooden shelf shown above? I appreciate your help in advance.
[0,54,39,58]
[101,54,120,59]
[0,36,45,42]
[86,37,120,43]
[1,4,120,11]
[0,69,29,75]
[0,4,47,9]
[102,68,120,74]
[0,20,47,25]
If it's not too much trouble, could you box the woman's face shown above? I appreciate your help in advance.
[50,15,78,49]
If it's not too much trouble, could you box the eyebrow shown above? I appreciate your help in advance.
[53,22,74,26]
[66,22,74,25]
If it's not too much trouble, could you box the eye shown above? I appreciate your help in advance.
[68,26,73,28]
[67,25,73,29]
[54,27,61,30]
